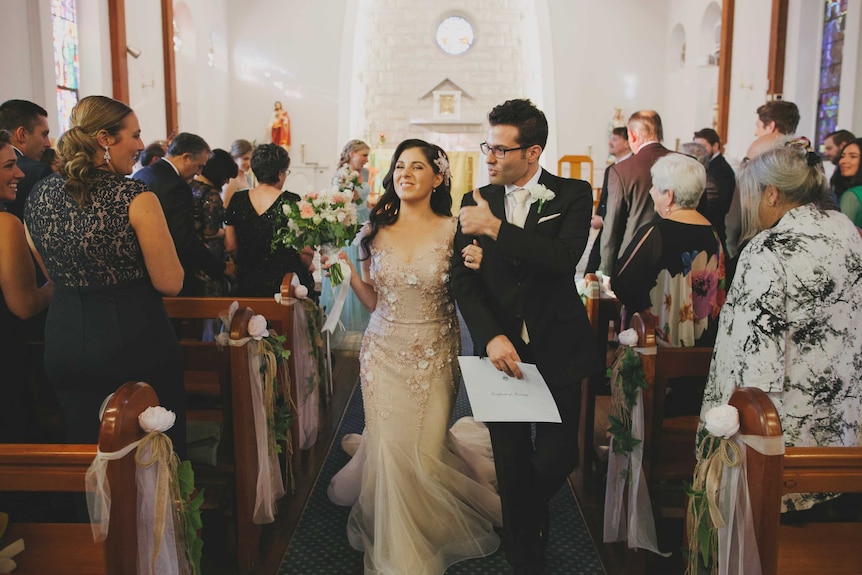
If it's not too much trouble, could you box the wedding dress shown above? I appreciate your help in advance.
[328,217,501,575]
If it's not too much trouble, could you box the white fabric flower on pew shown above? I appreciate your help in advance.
[248,315,269,340]
[138,406,176,433]
[703,405,740,439]
[618,328,639,347]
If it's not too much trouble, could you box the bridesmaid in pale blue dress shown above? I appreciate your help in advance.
[320,140,373,332]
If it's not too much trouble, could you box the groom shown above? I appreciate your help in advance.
[452,99,599,575]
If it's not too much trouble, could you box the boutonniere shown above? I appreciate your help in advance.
[529,184,556,214]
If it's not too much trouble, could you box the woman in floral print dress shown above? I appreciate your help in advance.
[613,154,726,348]
[700,143,862,514]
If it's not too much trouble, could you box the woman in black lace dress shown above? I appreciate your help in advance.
[191,148,237,296]
[225,143,315,298]
[24,96,186,453]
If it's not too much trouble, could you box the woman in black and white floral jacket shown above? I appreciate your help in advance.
[700,141,862,516]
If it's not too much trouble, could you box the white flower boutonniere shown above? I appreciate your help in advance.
[529,184,555,214]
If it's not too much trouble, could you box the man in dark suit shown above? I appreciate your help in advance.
[135,133,225,296]
[452,99,599,575]
[693,127,736,247]
[585,126,631,273]
[0,100,53,219]
[599,110,673,275]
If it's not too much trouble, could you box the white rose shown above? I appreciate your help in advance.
[703,405,740,438]
[248,314,269,340]
[618,328,639,347]
[293,285,308,299]
[312,214,322,224]
[138,406,176,433]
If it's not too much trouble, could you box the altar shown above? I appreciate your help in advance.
[367,149,481,210]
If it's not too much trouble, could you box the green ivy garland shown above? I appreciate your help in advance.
[606,345,649,476]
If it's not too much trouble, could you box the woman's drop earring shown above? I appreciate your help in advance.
[432,187,436,194]
[104,146,111,162]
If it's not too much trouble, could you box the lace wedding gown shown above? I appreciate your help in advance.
[328,217,501,575]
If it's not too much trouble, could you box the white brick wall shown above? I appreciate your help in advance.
[351,0,537,150]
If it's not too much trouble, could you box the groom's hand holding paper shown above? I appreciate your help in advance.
[458,356,562,423]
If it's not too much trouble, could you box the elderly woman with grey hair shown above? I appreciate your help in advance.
[700,142,862,517]
[612,153,726,347]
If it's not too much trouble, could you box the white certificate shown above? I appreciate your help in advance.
[458,356,562,423]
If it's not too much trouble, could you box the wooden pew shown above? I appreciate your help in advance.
[0,381,161,574]
[731,386,862,575]
[162,291,308,574]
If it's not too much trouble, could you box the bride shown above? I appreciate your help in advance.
[327,139,501,574]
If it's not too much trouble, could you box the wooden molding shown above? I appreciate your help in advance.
[107,0,129,103]
[161,0,178,138]
[717,0,734,144]
[767,0,789,96]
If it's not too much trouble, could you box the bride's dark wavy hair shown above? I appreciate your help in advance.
[360,139,452,258]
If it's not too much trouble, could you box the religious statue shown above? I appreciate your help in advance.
[271,101,291,151]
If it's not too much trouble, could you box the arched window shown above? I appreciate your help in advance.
[815,0,847,154]
[50,0,80,134]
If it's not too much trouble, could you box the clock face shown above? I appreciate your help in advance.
[436,16,474,56]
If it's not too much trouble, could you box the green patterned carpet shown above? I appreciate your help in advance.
[278,379,602,575]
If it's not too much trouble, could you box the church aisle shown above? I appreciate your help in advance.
[278,370,603,574]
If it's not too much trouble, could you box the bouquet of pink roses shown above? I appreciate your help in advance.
[273,188,359,285]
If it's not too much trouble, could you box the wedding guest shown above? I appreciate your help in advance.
[585,126,631,274]
[701,142,862,516]
[838,138,862,226]
[320,139,372,332]
[225,143,314,297]
[24,95,186,453]
[823,129,854,201]
[132,141,166,175]
[0,99,52,218]
[327,138,498,574]
[223,138,255,209]
[190,148,237,296]
[0,129,53,441]
[612,154,725,347]
[135,132,225,296]
[40,147,63,173]
[453,99,598,574]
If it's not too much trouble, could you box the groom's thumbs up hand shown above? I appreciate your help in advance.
[459,189,502,239]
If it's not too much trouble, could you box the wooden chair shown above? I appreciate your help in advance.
[557,154,594,187]
[0,381,159,574]
[732,386,862,575]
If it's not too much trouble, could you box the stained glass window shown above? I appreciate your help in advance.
[815,0,847,154]
[51,0,80,134]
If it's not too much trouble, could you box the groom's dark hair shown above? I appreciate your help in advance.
[488,99,548,150]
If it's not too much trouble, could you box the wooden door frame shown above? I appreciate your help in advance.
[107,0,178,137]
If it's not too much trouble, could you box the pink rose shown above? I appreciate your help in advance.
[298,201,315,219]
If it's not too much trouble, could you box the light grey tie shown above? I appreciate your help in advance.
[510,188,532,343]
[511,188,532,228]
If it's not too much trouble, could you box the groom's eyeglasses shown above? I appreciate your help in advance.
[480,142,530,159]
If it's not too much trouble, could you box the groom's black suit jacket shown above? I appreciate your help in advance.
[452,169,600,389]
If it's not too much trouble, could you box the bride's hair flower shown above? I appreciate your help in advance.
[434,150,451,186]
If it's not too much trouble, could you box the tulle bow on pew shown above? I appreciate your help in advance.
[686,405,784,575]
[216,302,294,523]
[602,329,670,556]
[85,404,197,575]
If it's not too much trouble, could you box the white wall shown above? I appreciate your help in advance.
[225,0,347,167]
[547,0,669,182]
[124,0,168,143]
[7,0,862,173]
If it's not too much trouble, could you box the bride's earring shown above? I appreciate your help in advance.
[104,146,111,162]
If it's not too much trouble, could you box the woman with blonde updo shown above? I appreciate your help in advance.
[320,140,373,331]
[24,95,186,453]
